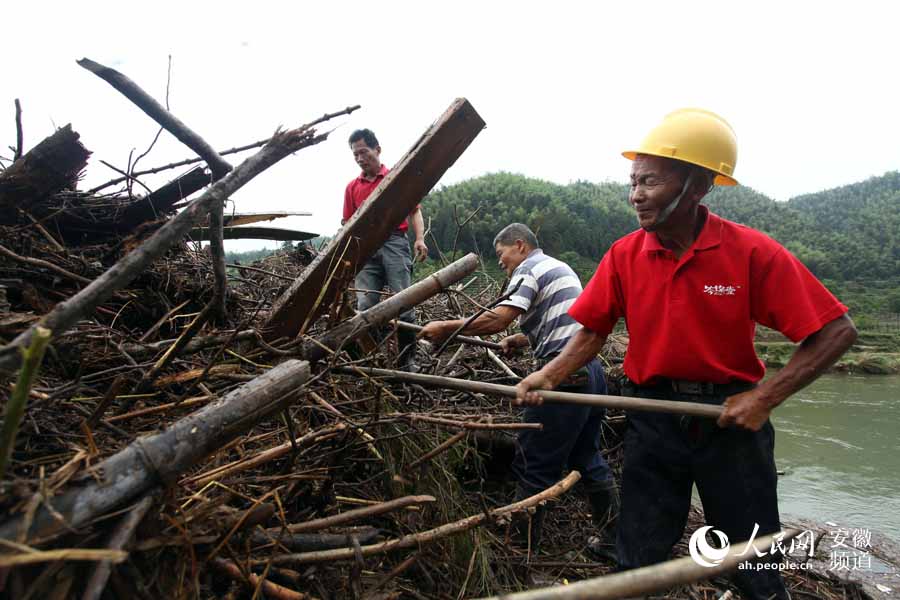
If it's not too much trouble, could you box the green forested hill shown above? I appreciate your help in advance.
[425,171,900,284]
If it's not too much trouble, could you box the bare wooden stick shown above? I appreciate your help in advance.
[433,278,521,357]
[210,558,312,600]
[13,99,23,160]
[393,320,503,351]
[0,549,127,568]
[81,495,155,600]
[134,300,215,392]
[0,109,347,373]
[406,430,468,471]
[0,360,310,543]
[208,201,228,315]
[77,58,231,176]
[475,529,800,600]
[486,349,519,378]
[399,413,541,431]
[264,495,436,536]
[338,367,725,419]
[181,423,345,488]
[0,244,91,284]
[78,57,234,313]
[252,471,580,566]
[87,108,358,194]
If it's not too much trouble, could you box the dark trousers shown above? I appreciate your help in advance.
[355,233,414,323]
[617,381,789,600]
[513,359,613,494]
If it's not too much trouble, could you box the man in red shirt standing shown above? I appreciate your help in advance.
[344,129,428,370]
[515,109,857,599]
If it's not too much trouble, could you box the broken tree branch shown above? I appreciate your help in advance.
[13,99,23,161]
[252,471,580,566]
[0,108,353,373]
[78,57,234,313]
[0,243,92,285]
[336,367,725,419]
[264,495,436,536]
[81,494,155,600]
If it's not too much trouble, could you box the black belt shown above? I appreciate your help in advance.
[625,378,755,397]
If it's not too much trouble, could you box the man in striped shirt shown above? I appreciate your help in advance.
[419,223,617,557]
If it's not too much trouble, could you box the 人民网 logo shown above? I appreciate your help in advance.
[689,526,731,567]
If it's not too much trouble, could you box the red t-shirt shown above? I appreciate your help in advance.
[569,206,848,385]
[343,165,420,232]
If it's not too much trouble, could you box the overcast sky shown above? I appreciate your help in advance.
[4,1,898,251]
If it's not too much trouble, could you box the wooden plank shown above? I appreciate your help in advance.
[189,226,318,242]
[223,212,312,226]
[264,98,485,339]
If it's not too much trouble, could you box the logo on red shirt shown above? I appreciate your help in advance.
[704,284,740,296]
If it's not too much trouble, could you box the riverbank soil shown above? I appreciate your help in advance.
[755,327,900,374]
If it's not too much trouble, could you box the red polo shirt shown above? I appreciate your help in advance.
[569,206,848,385]
[343,165,420,232]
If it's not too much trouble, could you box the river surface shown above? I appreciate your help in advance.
[771,373,900,543]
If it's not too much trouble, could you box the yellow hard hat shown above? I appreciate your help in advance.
[623,108,739,186]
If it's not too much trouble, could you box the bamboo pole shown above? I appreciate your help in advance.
[335,367,724,419]
[477,529,800,600]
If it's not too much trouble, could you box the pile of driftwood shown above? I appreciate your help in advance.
[0,60,878,600]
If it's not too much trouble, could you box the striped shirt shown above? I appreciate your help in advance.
[498,249,583,358]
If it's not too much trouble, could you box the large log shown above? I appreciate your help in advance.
[303,253,480,362]
[118,166,211,229]
[0,360,310,543]
[0,124,90,215]
[265,98,485,339]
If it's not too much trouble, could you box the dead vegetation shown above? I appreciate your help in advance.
[0,60,877,600]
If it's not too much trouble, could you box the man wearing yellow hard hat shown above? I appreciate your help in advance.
[514,108,858,599]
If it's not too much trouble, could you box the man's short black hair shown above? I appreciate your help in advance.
[349,129,379,149]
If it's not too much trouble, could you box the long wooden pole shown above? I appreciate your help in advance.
[335,367,724,419]
[478,529,799,600]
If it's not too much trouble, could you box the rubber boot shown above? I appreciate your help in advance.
[585,479,620,563]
